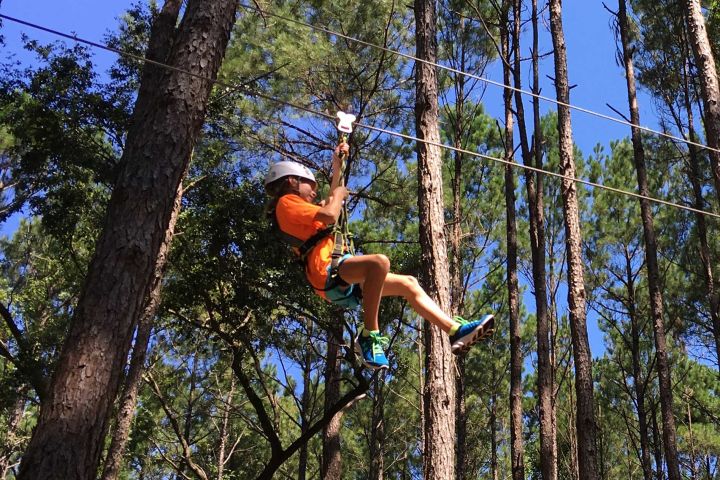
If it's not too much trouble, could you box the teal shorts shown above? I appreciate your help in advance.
[324,254,362,309]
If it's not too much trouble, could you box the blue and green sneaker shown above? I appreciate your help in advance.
[354,330,390,370]
[449,315,494,354]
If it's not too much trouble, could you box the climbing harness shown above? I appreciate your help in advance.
[270,111,361,307]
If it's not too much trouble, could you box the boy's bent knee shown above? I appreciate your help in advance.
[371,254,391,273]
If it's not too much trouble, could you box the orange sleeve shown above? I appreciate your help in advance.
[275,194,327,241]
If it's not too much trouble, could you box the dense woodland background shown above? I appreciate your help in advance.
[0,0,719,479]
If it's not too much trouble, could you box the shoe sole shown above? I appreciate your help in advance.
[353,337,389,371]
[451,315,495,355]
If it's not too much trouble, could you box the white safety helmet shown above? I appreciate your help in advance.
[264,161,316,186]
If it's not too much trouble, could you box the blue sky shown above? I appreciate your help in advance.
[0,1,666,359]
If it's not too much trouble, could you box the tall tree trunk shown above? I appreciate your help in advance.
[617,3,681,479]
[449,17,468,480]
[369,376,386,480]
[624,250,653,480]
[322,321,344,480]
[414,0,456,477]
[490,393,498,480]
[680,35,720,372]
[298,323,313,480]
[683,0,720,209]
[18,2,238,478]
[501,6,525,479]
[548,3,598,479]
[216,374,235,480]
[524,1,556,476]
[651,402,664,480]
[0,389,26,479]
[99,315,154,480]
[100,172,184,480]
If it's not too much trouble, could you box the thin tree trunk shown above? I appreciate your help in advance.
[322,321,344,480]
[216,374,235,480]
[490,394,498,480]
[652,402,664,480]
[449,18,468,480]
[101,168,184,480]
[548,3,598,479]
[514,1,556,476]
[414,0,456,477]
[99,316,154,480]
[369,376,386,480]
[683,0,720,209]
[617,3,681,479]
[680,35,720,373]
[0,389,26,479]
[624,251,653,480]
[501,6,525,479]
[18,2,238,478]
[298,323,313,480]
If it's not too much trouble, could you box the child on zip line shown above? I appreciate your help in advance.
[264,140,494,370]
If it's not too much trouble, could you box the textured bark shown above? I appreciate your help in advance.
[0,390,26,479]
[501,7,525,479]
[101,174,183,480]
[684,0,720,208]
[548,2,598,479]
[623,251,653,480]
[617,3,681,479]
[216,375,235,480]
[414,0,456,477]
[321,322,344,480]
[99,315,154,480]
[524,1,556,477]
[449,18,468,480]
[18,2,238,478]
[298,324,313,480]
[369,377,386,480]
[680,35,720,372]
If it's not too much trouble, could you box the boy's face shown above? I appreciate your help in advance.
[294,177,318,203]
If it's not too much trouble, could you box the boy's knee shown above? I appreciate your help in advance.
[372,254,391,273]
[404,275,421,292]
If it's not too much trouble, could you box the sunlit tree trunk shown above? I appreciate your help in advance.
[415,0,456,477]
[683,0,720,209]
[511,0,555,473]
[679,30,720,372]
[617,3,681,479]
[501,4,525,478]
[548,2,598,479]
[18,2,238,478]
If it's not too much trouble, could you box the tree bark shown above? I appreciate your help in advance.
[617,3,682,479]
[0,389,27,479]
[414,0,456,478]
[298,323,314,480]
[100,170,183,480]
[18,2,238,478]
[501,5,525,479]
[679,31,720,372]
[524,1,556,477]
[369,376,386,480]
[548,2,598,479]
[321,321,344,480]
[683,0,720,209]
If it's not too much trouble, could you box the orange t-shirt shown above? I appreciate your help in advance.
[275,194,334,296]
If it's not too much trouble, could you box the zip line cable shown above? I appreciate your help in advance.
[236,2,720,156]
[1,12,719,220]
